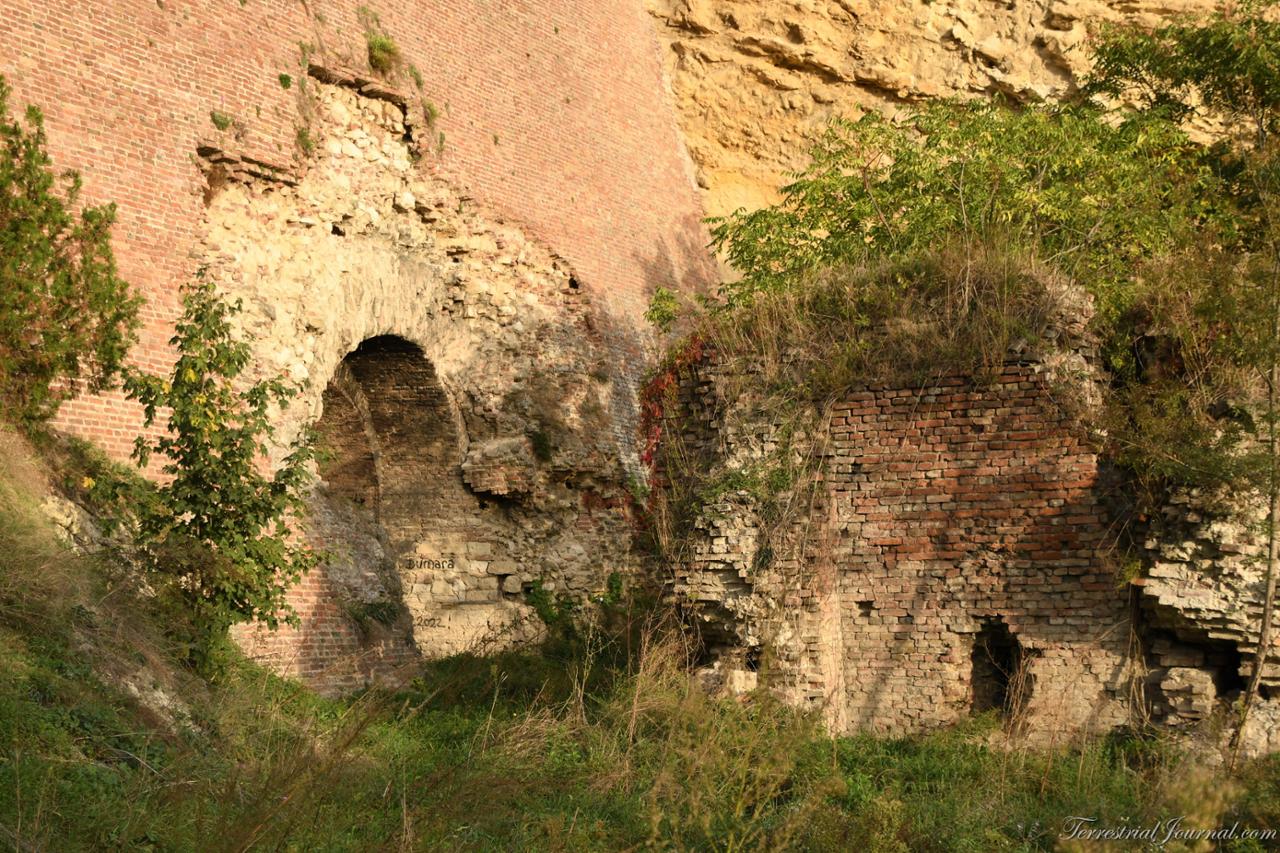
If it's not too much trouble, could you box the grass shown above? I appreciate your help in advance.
[366,33,400,75]
[1,426,1278,850]
[694,243,1072,403]
[209,110,234,132]
[296,125,315,156]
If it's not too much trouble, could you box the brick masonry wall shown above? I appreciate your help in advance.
[0,0,712,461]
[673,363,1132,739]
[825,367,1130,735]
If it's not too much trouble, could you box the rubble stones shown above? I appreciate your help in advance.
[221,76,637,694]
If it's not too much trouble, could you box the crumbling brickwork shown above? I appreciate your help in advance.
[824,369,1131,734]
[0,1,709,693]
[0,0,713,463]
[672,363,1133,739]
[216,75,640,694]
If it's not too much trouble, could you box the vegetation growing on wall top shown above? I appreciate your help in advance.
[357,6,401,76]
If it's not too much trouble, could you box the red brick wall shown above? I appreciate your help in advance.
[0,0,712,459]
[826,367,1129,734]
[232,568,419,696]
[671,363,1131,737]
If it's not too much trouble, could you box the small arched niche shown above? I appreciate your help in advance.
[313,335,483,563]
[310,335,514,660]
[309,335,535,660]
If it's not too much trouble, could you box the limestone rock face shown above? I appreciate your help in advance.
[647,0,1217,217]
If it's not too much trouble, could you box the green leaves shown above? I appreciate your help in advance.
[123,277,316,671]
[644,286,680,333]
[1082,3,1280,514]
[710,99,1220,339]
[1090,2,1280,145]
[0,76,141,425]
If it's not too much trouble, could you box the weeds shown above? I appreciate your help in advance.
[1,465,1277,849]
[699,242,1070,401]
[209,110,234,132]
[295,125,314,156]
[0,426,1275,850]
[366,34,400,75]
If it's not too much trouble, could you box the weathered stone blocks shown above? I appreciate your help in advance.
[226,73,638,694]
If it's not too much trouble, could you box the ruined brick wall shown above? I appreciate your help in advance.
[824,368,1131,735]
[1,2,709,694]
[0,0,713,462]
[672,363,1134,739]
[218,77,642,694]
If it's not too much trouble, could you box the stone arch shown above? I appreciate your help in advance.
[309,333,530,658]
[207,76,641,693]
[316,334,474,559]
[314,359,382,519]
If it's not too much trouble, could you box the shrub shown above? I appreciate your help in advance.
[710,98,1226,375]
[122,276,316,670]
[209,110,235,131]
[701,242,1070,398]
[0,76,141,425]
[366,33,400,75]
[644,285,680,333]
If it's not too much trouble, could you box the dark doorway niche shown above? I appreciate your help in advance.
[316,335,477,551]
[1211,640,1247,698]
[310,335,484,637]
[970,618,1033,718]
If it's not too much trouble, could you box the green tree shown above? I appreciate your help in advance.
[1089,2,1280,761]
[0,76,141,425]
[123,276,316,670]
[710,100,1221,316]
[1090,1,1280,148]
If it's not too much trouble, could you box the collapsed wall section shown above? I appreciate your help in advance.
[1136,493,1280,754]
[218,76,639,694]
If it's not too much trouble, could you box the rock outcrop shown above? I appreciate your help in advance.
[647,0,1217,217]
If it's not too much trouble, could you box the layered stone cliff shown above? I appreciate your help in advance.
[647,0,1216,218]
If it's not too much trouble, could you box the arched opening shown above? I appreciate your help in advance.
[970,618,1032,718]
[323,336,472,552]
[309,335,525,662]
[313,334,483,573]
